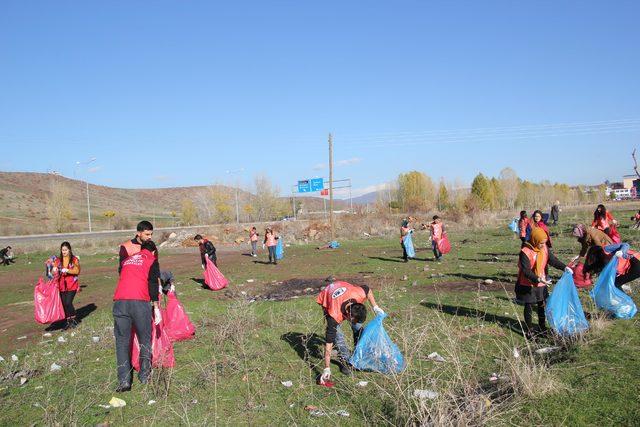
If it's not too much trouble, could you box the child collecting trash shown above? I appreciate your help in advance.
[249,227,259,257]
[429,216,445,261]
[195,234,217,268]
[263,228,279,265]
[317,278,384,384]
[515,228,572,339]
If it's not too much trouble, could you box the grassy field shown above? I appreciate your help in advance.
[0,207,639,425]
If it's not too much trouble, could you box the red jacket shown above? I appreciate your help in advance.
[113,249,159,302]
[54,256,80,292]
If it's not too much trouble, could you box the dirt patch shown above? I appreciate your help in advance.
[420,281,509,293]
[222,276,372,302]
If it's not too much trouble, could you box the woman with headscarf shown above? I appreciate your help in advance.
[526,210,552,247]
[515,228,571,338]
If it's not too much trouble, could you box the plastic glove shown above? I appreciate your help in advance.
[570,255,580,263]
[170,284,176,293]
[615,251,624,259]
[201,264,205,270]
[564,266,574,275]
[154,307,162,325]
[320,367,331,384]
[262,244,266,250]
[373,305,385,316]
[61,268,69,274]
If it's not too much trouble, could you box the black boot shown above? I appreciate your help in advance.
[115,382,131,393]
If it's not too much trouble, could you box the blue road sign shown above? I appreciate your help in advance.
[310,178,324,191]
[298,178,324,193]
[298,180,311,193]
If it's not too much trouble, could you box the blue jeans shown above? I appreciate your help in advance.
[334,322,363,361]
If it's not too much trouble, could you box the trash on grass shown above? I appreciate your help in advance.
[148,400,156,405]
[43,333,52,338]
[11,355,18,362]
[413,389,439,400]
[357,381,369,387]
[109,397,126,408]
[57,336,66,343]
[50,363,61,372]
[535,346,560,355]
[281,381,293,388]
[336,410,350,417]
[427,352,446,363]
[92,337,100,343]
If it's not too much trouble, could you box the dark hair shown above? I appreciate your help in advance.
[583,246,607,276]
[519,210,527,220]
[194,234,203,241]
[594,204,607,221]
[348,303,367,324]
[141,240,157,253]
[251,226,256,231]
[137,221,153,232]
[59,241,75,264]
[432,215,440,220]
[532,210,543,221]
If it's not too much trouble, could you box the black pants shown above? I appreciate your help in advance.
[1,257,14,265]
[524,301,546,331]
[60,291,77,319]
[432,241,442,260]
[113,300,153,385]
[268,246,277,263]
[208,253,217,267]
[401,243,408,261]
[615,257,640,288]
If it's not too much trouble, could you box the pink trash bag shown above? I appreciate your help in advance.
[164,291,195,342]
[569,260,592,288]
[131,316,175,371]
[203,257,228,291]
[438,233,452,255]
[34,277,66,324]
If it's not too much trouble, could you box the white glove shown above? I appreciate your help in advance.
[373,305,385,316]
[320,367,331,384]
[61,268,68,274]
[262,244,266,249]
[170,284,176,293]
[564,267,574,275]
[154,307,162,325]
[615,251,624,259]
[201,264,205,270]
[570,255,580,263]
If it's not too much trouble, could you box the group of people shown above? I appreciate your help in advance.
[514,204,637,339]
[400,215,447,262]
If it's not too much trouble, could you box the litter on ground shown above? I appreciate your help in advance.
[427,352,446,363]
[413,389,439,400]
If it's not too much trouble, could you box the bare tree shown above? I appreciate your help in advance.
[499,167,519,209]
[47,182,72,233]
[253,174,280,221]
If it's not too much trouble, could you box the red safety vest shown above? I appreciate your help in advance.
[430,222,443,241]
[316,281,367,324]
[518,218,530,238]
[616,250,640,277]
[54,256,80,292]
[113,249,156,301]
[517,246,548,287]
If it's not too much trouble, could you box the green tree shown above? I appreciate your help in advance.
[397,171,436,212]
[181,199,198,226]
[490,177,504,209]
[470,173,492,209]
[437,180,450,211]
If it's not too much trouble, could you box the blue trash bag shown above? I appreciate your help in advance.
[590,257,637,319]
[508,219,518,233]
[403,231,415,258]
[275,238,284,260]
[350,313,405,374]
[328,241,340,249]
[545,272,589,336]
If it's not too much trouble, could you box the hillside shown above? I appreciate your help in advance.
[0,172,343,235]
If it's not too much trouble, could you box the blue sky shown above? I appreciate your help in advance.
[1,1,639,197]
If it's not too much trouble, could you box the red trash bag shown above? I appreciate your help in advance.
[608,225,621,244]
[203,257,228,291]
[131,317,175,371]
[164,291,195,342]
[569,261,592,288]
[34,278,66,324]
[437,233,452,255]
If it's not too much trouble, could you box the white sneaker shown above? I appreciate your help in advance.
[621,284,632,294]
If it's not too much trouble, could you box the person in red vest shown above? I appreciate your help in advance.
[249,227,259,257]
[194,234,217,268]
[592,204,620,242]
[263,228,278,265]
[119,221,154,274]
[517,211,530,246]
[515,228,571,339]
[112,239,161,392]
[526,210,552,247]
[584,242,640,293]
[429,216,445,261]
[51,241,81,329]
[317,279,384,385]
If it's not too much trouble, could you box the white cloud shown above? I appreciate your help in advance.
[313,157,362,171]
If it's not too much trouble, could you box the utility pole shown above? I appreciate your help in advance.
[329,133,334,241]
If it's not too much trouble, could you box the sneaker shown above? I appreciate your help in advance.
[116,383,131,393]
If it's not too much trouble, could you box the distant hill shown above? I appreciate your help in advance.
[0,172,343,235]
[351,190,382,205]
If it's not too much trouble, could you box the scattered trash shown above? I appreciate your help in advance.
[43,352,52,356]
[336,410,350,417]
[68,351,74,354]
[402,275,408,281]
[70,332,76,337]
[413,389,439,400]
[98,404,111,409]
[281,381,293,388]
[148,400,156,405]
[109,397,126,408]
[535,346,560,355]
[57,336,67,343]
[289,403,295,408]
[191,399,198,404]
[96,358,100,362]
[0,356,4,362]
[43,333,52,338]
[484,279,494,285]
[246,279,254,283]
[20,377,27,385]
[17,336,27,340]
[35,386,43,390]
[489,373,499,382]
[305,406,326,417]
[357,381,369,387]
[11,355,18,362]
[50,363,61,372]
[92,336,100,343]
[512,348,520,358]
[427,352,446,363]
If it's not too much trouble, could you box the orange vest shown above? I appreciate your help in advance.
[617,250,640,276]
[518,218,529,238]
[517,246,548,287]
[265,233,276,247]
[316,281,367,324]
[430,222,443,241]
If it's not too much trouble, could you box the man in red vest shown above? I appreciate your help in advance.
[119,221,154,274]
[316,279,384,385]
[113,239,161,392]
